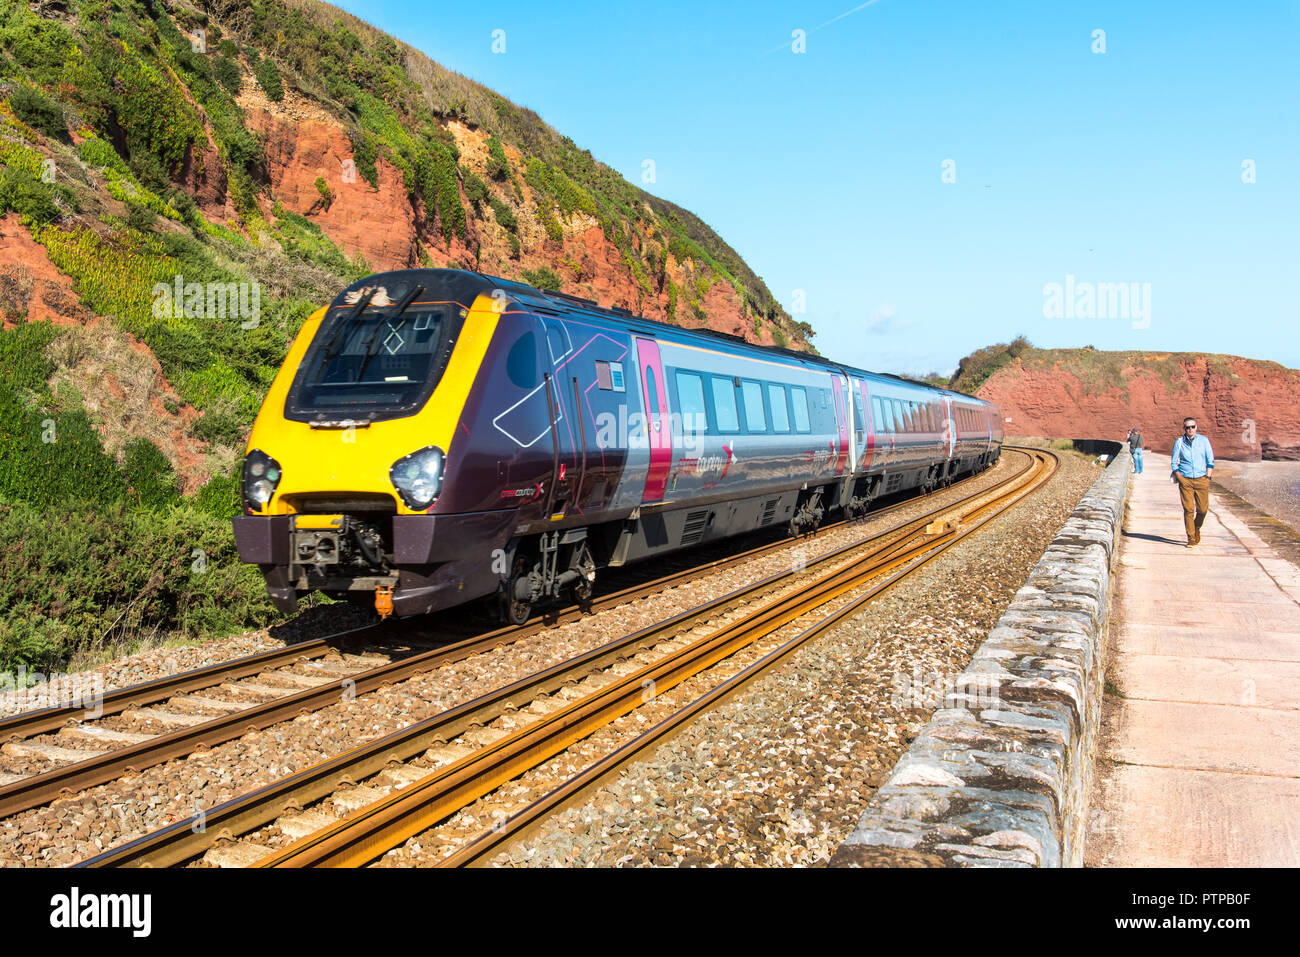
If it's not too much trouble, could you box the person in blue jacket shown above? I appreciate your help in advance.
[1170,417,1214,547]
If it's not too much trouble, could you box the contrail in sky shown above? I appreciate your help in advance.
[763,0,884,54]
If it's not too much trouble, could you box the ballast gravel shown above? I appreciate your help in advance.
[2,452,1089,866]
[455,451,1104,867]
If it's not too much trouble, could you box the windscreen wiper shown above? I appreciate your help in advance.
[353,284,425,384]
[312,288,375,386]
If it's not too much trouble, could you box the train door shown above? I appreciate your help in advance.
[870,393,895,469]
[829,374,850,475]
[635,337,671,502]
[541,319,579,518]
[851,377,872,470]
[942,396,956,462]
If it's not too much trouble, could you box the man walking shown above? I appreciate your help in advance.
[1171,417,1214,547]
[1128,425,1144,474]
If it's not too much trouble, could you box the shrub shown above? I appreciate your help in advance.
[314,175,332,210]
[7,86,67,141]
[521,266,562,292]
[76,135,128,173]
[462,171,488,208]
[536,202,562,243]
[254,55,284,101]
[213,54,241,95]
[0,323,126,509]
[0,498,280,673]
[121,438,179,507]
[485,134,510,180]
[418,140,464,241]
[950,336,1033,394]
[0,167,60,224]
[93,43,205,180]
[490,197,516,232]
[348,130,379,189]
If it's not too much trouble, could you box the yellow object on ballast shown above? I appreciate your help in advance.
[293,514,344,530]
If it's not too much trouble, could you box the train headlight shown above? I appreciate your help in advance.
[241,449,283,512]
[390,446,444,510]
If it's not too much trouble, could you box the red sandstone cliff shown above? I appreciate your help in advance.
[976,352,1300,461]
[241,91,787,348]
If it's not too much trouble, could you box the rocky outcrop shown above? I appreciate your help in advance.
[245,106,419,271]
[239,103,778,347]
[0,214,94,328]
[978,354,1300,461]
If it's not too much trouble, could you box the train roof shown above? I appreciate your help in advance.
[329,268,993,405]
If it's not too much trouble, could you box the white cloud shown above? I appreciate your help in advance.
[865,302,905,334]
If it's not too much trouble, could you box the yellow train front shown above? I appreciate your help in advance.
[232,269,571,621]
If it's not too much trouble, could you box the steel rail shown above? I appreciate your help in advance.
[253,452,1053,867]
[0,623,383,743]
[18,463,1009,824]
[78,454,1032,867]
[2,463,987,748]
[440,451,1060,866]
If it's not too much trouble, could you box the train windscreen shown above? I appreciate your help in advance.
[285,302,461,421]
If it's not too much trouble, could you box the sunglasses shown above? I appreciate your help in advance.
[1184,425,1197,430]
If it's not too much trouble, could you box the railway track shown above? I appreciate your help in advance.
[79,447,1053,868]
[0,460,997,823]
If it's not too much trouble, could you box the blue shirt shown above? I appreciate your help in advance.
[1171,433,1214,478]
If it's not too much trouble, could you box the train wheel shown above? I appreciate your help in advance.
[567,543,596,608]
[504,555,534,625]
[504,594,532,626]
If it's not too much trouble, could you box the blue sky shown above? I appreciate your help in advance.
[334,0,1299,375]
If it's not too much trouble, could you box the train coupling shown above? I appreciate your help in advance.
[374,584,394,620]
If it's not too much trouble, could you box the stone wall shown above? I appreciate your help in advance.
[830,442,1129,867]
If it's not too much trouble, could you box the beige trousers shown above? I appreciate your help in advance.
[1176,475,1210,544]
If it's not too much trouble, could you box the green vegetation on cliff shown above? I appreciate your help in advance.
[0,0,810,671]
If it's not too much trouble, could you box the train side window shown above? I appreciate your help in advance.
[711,376,740,432]
[871,396,884,434]
[594,359,625,392]
[791,387,811,432]
[893,400,905,434]
[675,371,708,433]
[506,332,537,389]
[644,366,661,422]
[741,381,766,432]
[769,384,790,432]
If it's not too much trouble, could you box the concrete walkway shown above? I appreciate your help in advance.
[1086,452,1300,866]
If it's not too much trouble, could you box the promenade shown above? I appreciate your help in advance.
[1086,452,1300,866]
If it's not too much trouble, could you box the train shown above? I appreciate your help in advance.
[232,268,1003,623]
